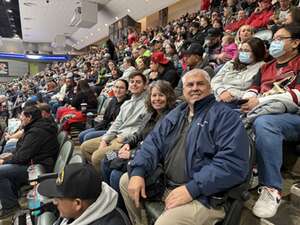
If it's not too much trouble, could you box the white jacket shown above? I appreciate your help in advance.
[211,61,265,99]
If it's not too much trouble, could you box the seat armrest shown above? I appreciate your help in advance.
[30,172,58,183]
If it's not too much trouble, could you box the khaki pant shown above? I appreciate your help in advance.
[80,137,123,169]
[119,173,225,225]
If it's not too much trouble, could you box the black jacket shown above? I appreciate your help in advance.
[7,118,59,172]
[71,91,98,111]
[94,95,130,131]
[150,62,180,88]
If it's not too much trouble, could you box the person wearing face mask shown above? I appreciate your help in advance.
[211,37,266,103]
[240,25,300,219]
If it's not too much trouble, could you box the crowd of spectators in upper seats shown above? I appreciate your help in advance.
[0,0,300,223]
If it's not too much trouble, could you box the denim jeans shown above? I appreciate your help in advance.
[101,158,126,210]
[0,164,28,209]
[253,113,300,190]
[3,141,17,153]
[79,128,106,144]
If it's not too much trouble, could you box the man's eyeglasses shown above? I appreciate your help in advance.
[272,36,292,41]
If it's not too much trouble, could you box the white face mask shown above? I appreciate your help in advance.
[239,51,253,64]
[269,40,286,58]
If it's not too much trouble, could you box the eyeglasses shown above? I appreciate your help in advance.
[272,36,292,41]
[114,85,126,89]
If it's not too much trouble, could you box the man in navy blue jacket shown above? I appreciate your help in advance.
[120,69,250,225]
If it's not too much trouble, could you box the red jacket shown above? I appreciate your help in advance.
[249,55,300,104]
[225,9,274,32]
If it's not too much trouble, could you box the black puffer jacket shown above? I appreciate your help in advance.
[7,118,59,172]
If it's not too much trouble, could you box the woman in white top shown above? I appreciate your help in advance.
[212,37,266,102]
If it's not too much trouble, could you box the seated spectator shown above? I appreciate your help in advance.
[51,75,76,114]
[241,0,258,16]
[223,6,235,26]
[237,9,247,20]
[136,56,151,77]
[212,37,266,102]
[187,21,206,45]
[174,33,186,53]
[128,27,138,47]
[49,76,67,113]
[3,103,55,153]
[56,80,98,121]
[120,69,250,225]
[175,43,215,97]
[269,0,294,26]
[240,25,300,218]
[80,72,151,169]
[149,52,180,88]
[37,163,127,225]
[235,25,254,47]
[0,106,59,218]
[79,79,130,143]
[101,80,176,204]
[151,37,164,53]
[285,7,300,25]
[225,0,274,32]
[164,43,181,72]
[227,0,238,13]
[121,57,136,81]
[211,10,222,23]
[204,28,223,65]
[43,80,58,103]
[212,18,223,31]
[100,66,122,97]
[217,33,238,65]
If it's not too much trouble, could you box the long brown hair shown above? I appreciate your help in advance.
[145,80,176,114]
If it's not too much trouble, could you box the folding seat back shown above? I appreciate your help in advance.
[53,140,74,173]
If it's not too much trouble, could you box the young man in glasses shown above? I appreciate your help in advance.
[241,24,300,218]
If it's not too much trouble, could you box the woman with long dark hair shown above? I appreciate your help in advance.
[100,80,176,208]
[211,37,266,102]
[71,79,98,111]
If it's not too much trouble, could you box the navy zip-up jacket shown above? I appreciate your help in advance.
[130,95,249,206]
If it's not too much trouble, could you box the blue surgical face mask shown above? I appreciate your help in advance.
[269,40,285,58]
[239,51,253,64]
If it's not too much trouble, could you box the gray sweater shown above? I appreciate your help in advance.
[101,91,151,142]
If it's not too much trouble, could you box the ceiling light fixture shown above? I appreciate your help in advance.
[5,0,11,3]
[7,9,13,13]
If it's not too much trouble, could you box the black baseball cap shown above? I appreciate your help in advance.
[38,163,102,200]
[207,28,223,38]
[182,43,204,56]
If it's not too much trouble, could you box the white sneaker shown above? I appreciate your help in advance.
[252,186,281,218]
